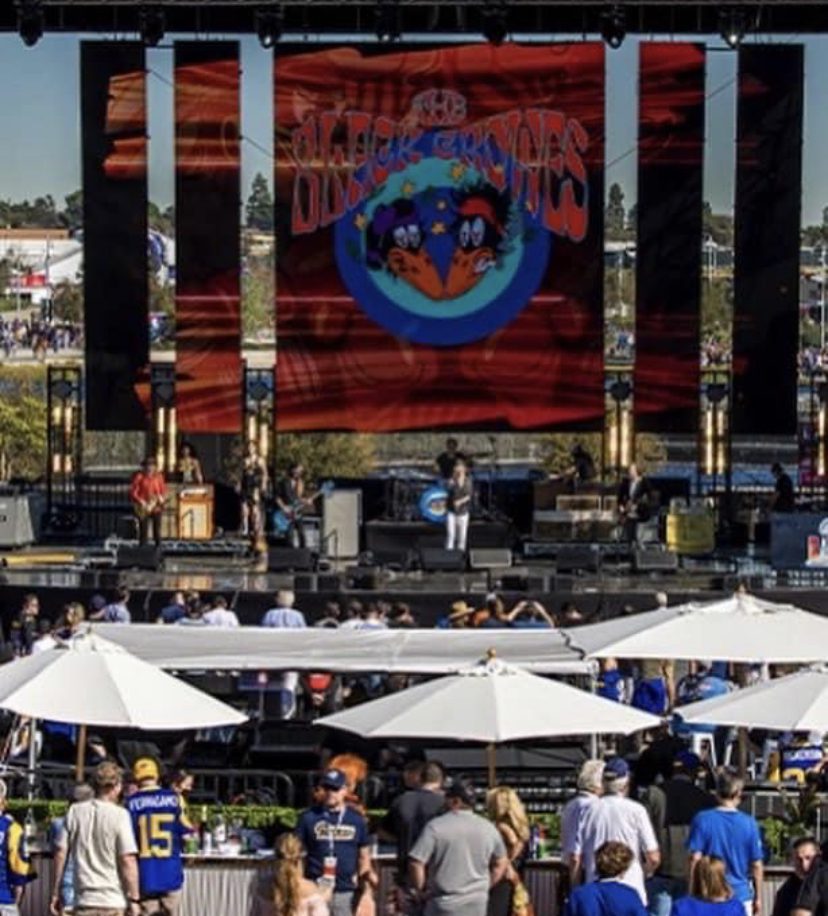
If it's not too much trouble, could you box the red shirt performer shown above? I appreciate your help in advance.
[130,456,167,547]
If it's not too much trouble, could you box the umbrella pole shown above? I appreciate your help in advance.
[737,727,748,778]
[75,724,87,783]
[26,719,37,803]
[487,743,497,789]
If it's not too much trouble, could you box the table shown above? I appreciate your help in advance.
[19,855,795,916]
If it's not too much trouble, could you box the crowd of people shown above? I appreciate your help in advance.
[0,316,82,360]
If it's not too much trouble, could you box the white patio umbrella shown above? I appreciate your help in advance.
[675,667,828,732]
[316,652,661,785]
[0,632,247,779]
[564,592,828,663]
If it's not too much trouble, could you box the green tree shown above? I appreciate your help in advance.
[148,201,175,237]
[51,280,83,323]
[274,433,375,482]
[605,183,626,238]
[61,190,83,232]
[245,173,274,232]
[0,367,47,479]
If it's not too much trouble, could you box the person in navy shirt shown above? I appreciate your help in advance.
[296,769,376,916]
[687,771,763,915]
[564,841,648,916]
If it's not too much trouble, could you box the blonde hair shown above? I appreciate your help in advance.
[486,786,530,843]
[691,856,732,902]
[274,834,304,915]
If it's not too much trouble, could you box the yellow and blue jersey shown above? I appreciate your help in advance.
[0,813,31,904]
[127,787,192,896]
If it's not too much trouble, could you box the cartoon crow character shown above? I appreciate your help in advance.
[365,198,442,300]
[444,184,511,299]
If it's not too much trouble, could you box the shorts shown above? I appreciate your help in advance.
[141,891,182,916]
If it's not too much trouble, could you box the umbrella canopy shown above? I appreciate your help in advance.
[316,654,661,743]
[0,632,247,729]
[676,667,828,732]
[564,593,828,663]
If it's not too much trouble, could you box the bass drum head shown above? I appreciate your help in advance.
[419,486,448,524]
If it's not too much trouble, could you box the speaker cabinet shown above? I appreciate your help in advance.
[267,548,315,572]
[419,548,466,572]
[116,545,160,570]
[322,489,361,559]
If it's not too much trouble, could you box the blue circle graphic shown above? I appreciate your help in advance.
[333,134,552,347]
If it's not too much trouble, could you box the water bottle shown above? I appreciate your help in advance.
[212,812,226,848]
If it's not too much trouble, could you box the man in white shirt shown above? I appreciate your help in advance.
[261,590,305,718]
[571,757,660,905]
[52,760,140,916]
[203,596,240,628]
[562,759,604,883]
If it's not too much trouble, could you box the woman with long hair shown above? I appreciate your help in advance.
[270,834,330,916]
[671,856,745,916]
[487,786,532,916]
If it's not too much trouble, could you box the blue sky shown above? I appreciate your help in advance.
[0,32,826,225]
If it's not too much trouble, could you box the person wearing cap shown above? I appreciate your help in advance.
[687,770,763,916]
[409,780,509,916]
[296,768,375,916]
[52,760,140,916]
[571,758,660,906]
[562,760,605,884]
[0,777,32,914]
[129,456,168,547]
[125,757,193,916]
[640,752,714,916]
[435,601,474,630]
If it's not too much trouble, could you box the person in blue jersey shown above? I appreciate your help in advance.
[0,778,32,916]
[564,842,648,916]
[126,758,193,916]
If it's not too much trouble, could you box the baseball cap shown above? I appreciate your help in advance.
[320,768,347,790]
[603,757,630,780]
[675,750,702,772]
[133,757,160,782]
[445,779,476,806]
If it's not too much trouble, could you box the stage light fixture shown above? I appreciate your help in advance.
[375,0,400,42]
[139,5,165,47]
[17,0,44,48]
[719,8,747,48]
[256,6,283,49]
[600,5,627,49]
[481,0,508,46]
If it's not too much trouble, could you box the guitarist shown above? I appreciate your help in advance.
[130,456,167,546]
[617,462,652,544]
[240,440,268,538]
[275,463,316,548]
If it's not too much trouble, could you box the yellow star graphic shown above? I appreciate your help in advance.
[401,180,416,197]
[431,221,447,235]
[449,162,467,182]
[353,213,367,231]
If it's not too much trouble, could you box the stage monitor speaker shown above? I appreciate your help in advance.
[555,545,600,574]
[633,548,679,573]
[371,548,416,571]
[116,545,160,570]
[346,566,381,590]
[419,548,466,572]
[322,489,361,559]
[469,548,512,570]
[267,548,315,572]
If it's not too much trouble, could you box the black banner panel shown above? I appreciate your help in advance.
[81,42,148,430]
[634,42,705,433]
[732,45,803,437]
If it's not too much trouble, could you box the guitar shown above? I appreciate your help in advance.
[133,495,166,519]
[272,480,334,535]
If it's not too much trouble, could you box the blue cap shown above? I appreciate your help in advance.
[603,757,630,779]
[320,768,347,790]
[675,750,702,771]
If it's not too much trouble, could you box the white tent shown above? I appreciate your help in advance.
[93,625,594,675]
[564,593,828,663]
[676,667,828,732]
[316,654,659,743]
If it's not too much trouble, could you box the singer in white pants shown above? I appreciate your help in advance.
[445,461,472,551]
